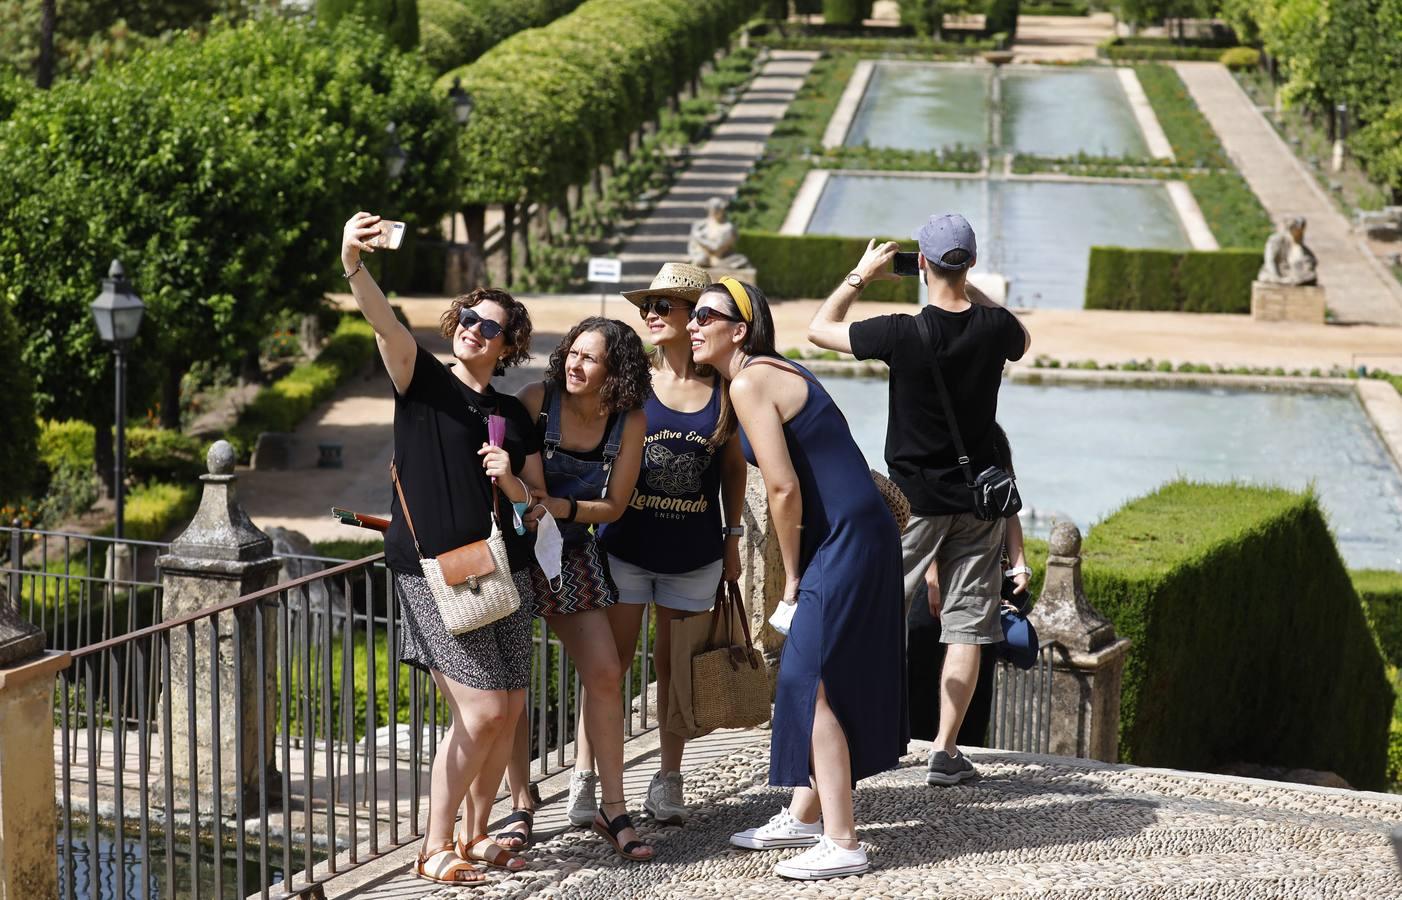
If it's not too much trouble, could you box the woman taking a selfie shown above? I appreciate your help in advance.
[498,316,655,861]
[340,212,540,885]
[562,264,748,828]
[688,278,906,881]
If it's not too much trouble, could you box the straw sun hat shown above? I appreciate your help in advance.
[621,262,711,307]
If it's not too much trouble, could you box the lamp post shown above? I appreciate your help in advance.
[90,260,144,541]
[447,79,474,247]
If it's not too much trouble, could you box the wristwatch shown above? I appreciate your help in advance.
[722,525,745,537]
[845,272,865,290]
[1005,565,1032,578]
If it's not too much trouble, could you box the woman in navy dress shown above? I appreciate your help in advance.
[688,278,907,881]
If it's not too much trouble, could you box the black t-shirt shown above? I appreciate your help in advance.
[850,304,1025,515]
[384,345,541,576]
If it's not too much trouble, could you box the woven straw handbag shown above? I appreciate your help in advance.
[392,462,520,635]
[691,580,771,734]
[870,468,911,533]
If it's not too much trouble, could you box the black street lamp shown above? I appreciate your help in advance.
[90,259,144,541]
[384,121,407,180]
[448,77,474,128]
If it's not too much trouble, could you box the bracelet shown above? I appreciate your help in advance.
[342,260,365,280]
[562,497,578,523]
[1005,565,1032,578]
[722,525,744,537]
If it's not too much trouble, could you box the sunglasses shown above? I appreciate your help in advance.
[458,306,505,340]
[638,295,690,319]
[689,306,741,327]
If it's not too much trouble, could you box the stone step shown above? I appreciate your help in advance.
[685,157,755,172]
[652,200,711,217]
[767,50,821,61]
[620,236,689,253]
[693,139,767,158]
[676,172,747,185]
[629,218,697,236]
[667,184,738,198]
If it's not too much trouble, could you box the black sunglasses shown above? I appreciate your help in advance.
[689,306,741,327]
[638,295,691,319]
[458,306,505,340]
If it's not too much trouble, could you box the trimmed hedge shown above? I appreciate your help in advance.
[1084,247,1260,313]
[419,0,582,74]
[229,317,378,460]
[1080,482,1391,789]
[101,481,200,542]
[38,421,206,485]
[443,0,762,205]
[1101,37,1250,62]
[318,0,421,51]
[1354,569,1402,788]
[737,232,919,302]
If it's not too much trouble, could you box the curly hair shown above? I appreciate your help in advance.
[439,288,533,375]
[545,317,652,413]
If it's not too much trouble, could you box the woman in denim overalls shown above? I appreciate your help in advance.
[496,317,654,861]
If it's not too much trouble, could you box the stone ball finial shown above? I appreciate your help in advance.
[206,440,236,475]
[1049,520,1082,557]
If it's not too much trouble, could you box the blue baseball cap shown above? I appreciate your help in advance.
[913,213,977,270]
[997,609,1040,670]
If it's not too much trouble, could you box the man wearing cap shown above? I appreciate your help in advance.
[806,213,1030,785]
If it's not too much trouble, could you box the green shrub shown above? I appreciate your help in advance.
[1183,172,1273,249]
[1219,46,1261,71]
[104,481,199,542]
[1081,482,1392,789]
[1020,1,1089,13]
[418,0,583,74]
[317,0,421,51]
[822,0,864,25]
[229,318,378,460]
[897,0,941,35]
[125,428,207,484]
[1104,42,1240,62]
[737,232,919,301]
[0,16,460,428]
[0,296,36,505]
[983,0,1019,40]
[1084,247,1260,313]
[1356,570,1402,667]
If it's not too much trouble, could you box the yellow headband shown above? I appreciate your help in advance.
[718,276,753,323]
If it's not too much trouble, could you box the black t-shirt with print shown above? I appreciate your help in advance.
[849,304,1025,516]
[385,345,541,576]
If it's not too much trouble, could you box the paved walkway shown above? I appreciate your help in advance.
[615,51,819,294]
[328,735,1402,899]
[1012,14,1117,63]
[1173,62,1402,327]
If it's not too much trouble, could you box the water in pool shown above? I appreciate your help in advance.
[805,175,1190,308]
[822,378,1402,572]
[844,62,992,153]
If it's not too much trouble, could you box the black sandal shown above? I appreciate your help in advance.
[592,809,653,861]
[494,808,534,851]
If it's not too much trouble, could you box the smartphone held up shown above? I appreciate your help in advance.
[893,251,919,277]
[372,219,406,250]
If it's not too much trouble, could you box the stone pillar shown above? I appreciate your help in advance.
[1250,281,1326,324]
[1028,522,1132,763]
[158,441,281,805]
[0,587,66,900]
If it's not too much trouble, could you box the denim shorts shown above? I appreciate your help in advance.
[607,555,722,613]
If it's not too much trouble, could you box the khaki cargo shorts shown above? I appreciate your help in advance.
[901,513,1006,644]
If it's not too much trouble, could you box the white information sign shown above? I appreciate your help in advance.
[587,257,623,284]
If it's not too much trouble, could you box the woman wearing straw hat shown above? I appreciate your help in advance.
[565,263,749,828]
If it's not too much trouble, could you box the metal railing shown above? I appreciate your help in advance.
[987,642,1056,755]
[51,547,656,899]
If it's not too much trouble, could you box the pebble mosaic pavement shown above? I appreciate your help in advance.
[419,742,1402,899]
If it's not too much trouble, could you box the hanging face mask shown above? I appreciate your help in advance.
[511,501,529,536]
[533,508,564,590]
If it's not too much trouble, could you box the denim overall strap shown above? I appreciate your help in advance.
[597,407,628,497]
[542,382,563,459]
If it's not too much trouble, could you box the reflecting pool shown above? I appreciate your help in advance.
[805,175,1190,308]
[844,62,992,152]
[823,378,1402,571]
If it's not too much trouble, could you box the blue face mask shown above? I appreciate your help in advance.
[511,501,529,536]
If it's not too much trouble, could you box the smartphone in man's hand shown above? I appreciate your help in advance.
[893,251,919,277]
[372,219,407,250]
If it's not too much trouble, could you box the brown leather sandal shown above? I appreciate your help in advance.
[592,810,654,862]
[457,833,528,872]
[413,841,489,886]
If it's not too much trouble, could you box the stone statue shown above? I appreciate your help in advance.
[1258,216,1318,286]
[688,197,749,269]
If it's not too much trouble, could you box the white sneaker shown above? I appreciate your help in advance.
[566,769,598,827]
[729,807,823,850]
[774,836,869,880]
[644,771,690,825]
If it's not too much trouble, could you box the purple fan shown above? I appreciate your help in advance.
[487,415,506,482]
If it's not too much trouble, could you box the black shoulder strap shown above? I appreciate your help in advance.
[914,312,978,489]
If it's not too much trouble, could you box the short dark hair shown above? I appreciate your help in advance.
[924,250,971,286]
[440,288,533,375]
[545,317,652,413]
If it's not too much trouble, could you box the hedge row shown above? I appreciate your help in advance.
[229,317,378,460]
[419,0,582,74]
[1084,247,1260,313]
[99,481,200,542]
[1354,569,1402,787]
[737,232,919,302]
[38,420,208,486]
[1104,44,1245,63]
[443,0,762,205]
[1080,482,1391,790]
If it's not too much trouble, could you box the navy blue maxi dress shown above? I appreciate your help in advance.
[739,361,908,787]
